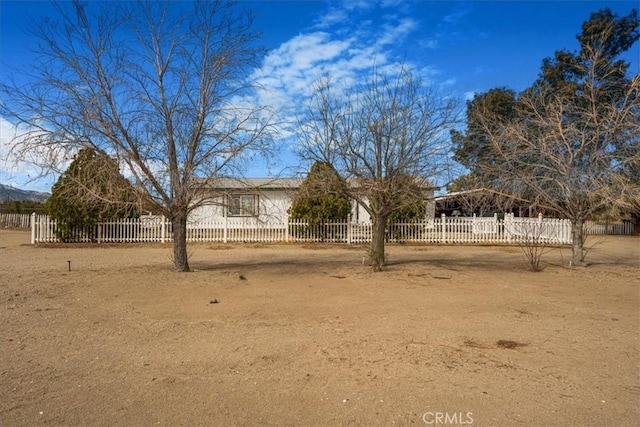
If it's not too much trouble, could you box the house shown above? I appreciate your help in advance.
[189,177,435,225]
[189,178,301,226]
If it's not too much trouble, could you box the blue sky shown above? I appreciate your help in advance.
[1,0,638,192]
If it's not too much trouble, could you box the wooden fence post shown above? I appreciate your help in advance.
[471,213,476,241]
[285,215,290,243]
[223,215,228,243]
[537,213,543,243]
[30,212,36,244]
[441,213,446,243]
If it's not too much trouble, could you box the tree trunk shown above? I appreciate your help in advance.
[571,218,586,267]
[370,215,387,272]
[172,211,190,272]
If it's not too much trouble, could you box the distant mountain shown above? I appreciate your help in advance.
[0,184,49,203]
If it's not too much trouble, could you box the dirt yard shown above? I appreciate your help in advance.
[0,230,638,426]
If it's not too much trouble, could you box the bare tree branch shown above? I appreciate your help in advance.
[298,66,460,271]
[0,0,275,271]
[479,53,639,265]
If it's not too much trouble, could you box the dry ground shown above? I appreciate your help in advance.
[0,230,638,426]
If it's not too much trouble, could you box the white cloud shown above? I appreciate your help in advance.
[314,9,348,29]
[441,78,457,87]
[249,3,431,151]
[376,18,417,47]
[443,8,470,25]
[380,0,404,8]
[267,32,352,73]
[341,0,374,12]
[420,38,439,49]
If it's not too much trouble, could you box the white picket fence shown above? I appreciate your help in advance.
[0,213,32,228]
[21,213,640,244]
[29,212,622,245]
[503,214,573,244]
[583,220,635,235]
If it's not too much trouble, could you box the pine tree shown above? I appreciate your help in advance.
[290,162,352,241]
[46,148,140,241]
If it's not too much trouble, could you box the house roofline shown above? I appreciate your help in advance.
[200,177,304,190]
[434,188,532,204]
[200,176,437,192]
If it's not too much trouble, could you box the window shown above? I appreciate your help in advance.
[227,194,259,217]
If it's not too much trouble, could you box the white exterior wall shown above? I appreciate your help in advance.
[189,190,293,226]
[352,199,371,223]
[189,197,225,224]
[190,189,435,225]
[258,191,292,223]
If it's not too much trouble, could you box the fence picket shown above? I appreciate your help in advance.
[0,213,32,228]
[27,214,635,244]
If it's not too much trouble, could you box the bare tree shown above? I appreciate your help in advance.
[0,0,274,271]
[479,51,639,266]
[504,214,566,272]
[470,10,640,267]
[298,66,459,271]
